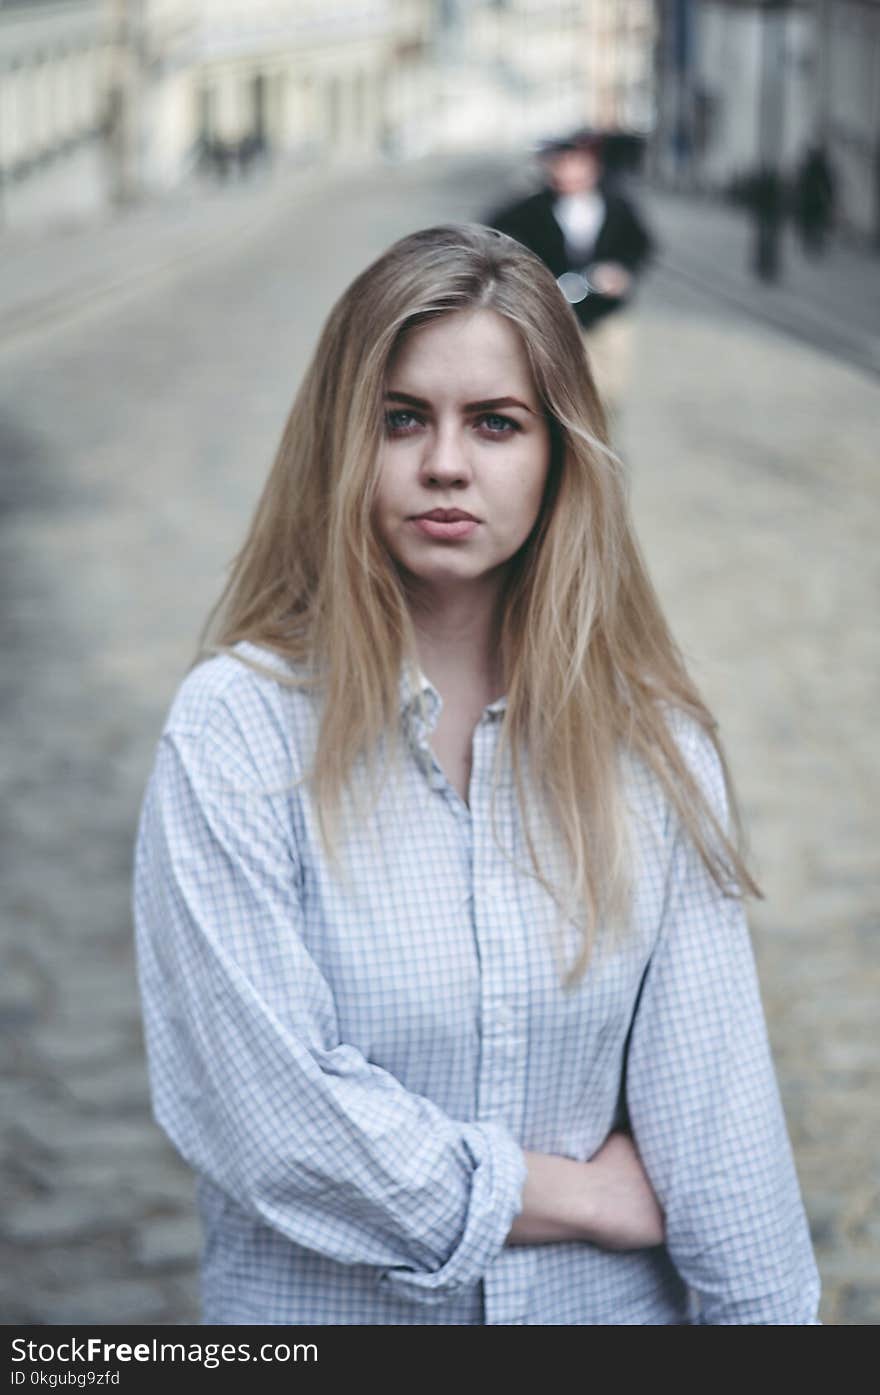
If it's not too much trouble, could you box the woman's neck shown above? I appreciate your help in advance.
[407,582,505,704]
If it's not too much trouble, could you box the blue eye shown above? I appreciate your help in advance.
[478,414,519,435]
[384,409,422,435]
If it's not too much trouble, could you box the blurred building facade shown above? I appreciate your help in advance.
[0,0,440,223]
[814,0,880,243]
[6,2,877,243]
[583,0,655,132]
[1,1,666,230]
[653,0,880,243]
[433,0,655,149]
[0,0,115,227]
[116,1,437,192]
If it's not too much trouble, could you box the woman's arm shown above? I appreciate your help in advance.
[507,1133,665,1249]
[133,687,527,1308]
[624,722,821,1324]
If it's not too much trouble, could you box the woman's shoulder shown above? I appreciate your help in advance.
[161,641,317,767]
[664,707,728,812]
[625,704,730,838]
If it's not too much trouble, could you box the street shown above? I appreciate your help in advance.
[0,155,877,1324]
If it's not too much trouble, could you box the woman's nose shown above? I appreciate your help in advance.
[421,426,471,485]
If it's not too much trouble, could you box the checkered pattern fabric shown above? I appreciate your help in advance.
[133,643,820,1324]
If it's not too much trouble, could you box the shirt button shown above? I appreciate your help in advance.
[496,1003,513,1030]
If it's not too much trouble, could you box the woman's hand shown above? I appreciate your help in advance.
[579,1130,665,1251]
[506,1131,665,1251]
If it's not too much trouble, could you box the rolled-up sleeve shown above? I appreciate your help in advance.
[625,724,821,1324]
[133,706,527,1305]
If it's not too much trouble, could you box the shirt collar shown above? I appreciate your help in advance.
[398,661,508,734]
[398,662,441,732]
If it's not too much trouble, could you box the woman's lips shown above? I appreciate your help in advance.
[411,517,479,540]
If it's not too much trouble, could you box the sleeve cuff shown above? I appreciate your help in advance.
[377,1122,527,1305]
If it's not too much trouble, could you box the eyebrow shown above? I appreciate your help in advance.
[385,390,538,415]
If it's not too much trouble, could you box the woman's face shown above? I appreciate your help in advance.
[373,309,552,603]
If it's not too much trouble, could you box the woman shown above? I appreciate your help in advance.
[134,224,820,1325]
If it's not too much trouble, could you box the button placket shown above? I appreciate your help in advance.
[467,718,536,1325]
[470,723,525,1132]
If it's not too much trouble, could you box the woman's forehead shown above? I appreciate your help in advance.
[386,309,537,396]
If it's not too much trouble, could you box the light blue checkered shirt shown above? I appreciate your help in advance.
[133,642,820,1325]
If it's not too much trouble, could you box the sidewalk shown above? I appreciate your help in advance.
[0,151,524,356]
[0,167,326,352]
[643,187,880,378]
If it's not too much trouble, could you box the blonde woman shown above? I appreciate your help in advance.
[133,224,820,1325]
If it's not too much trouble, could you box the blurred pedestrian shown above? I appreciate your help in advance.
[793,144,836,257]
[744,164,785,282]
[486,132,654,420]
[134,224,819,1326]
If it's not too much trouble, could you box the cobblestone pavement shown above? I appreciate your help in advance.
[1,158,877,1325]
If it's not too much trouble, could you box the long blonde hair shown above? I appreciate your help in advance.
[201,223,760,985]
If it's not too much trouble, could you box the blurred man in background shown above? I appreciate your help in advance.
[486,132,654,421]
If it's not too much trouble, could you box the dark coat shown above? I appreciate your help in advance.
[486,186,654,329]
